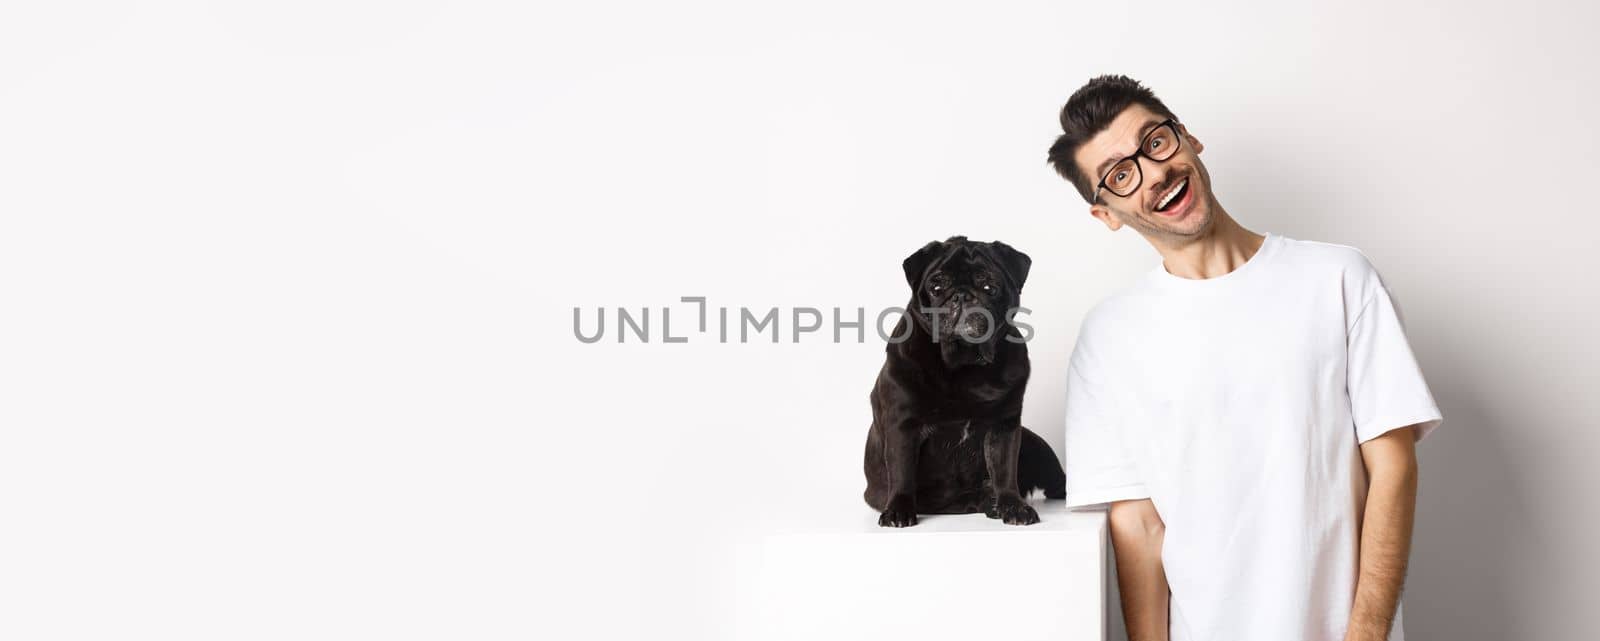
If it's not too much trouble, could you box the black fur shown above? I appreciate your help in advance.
[862,236,1067,527]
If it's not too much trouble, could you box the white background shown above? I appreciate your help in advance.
[3,1,1598,639]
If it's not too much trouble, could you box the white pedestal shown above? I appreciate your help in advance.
[733,498,1109,641]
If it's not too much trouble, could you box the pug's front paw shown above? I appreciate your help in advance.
[993,495,1039,526]
[878,495,919,528]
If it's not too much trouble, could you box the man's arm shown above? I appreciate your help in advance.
[1109,498,1169,641]
[1344,425,1420,641]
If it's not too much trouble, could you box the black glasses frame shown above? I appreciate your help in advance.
[1093,118,1182,203]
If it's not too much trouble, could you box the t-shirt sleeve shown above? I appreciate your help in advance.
[1347,280,1443,444]
[1062,327,1149,507]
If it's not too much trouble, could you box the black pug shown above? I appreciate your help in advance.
[863,236,1066,527]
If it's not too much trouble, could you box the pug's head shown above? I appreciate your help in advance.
[902,236,1032,367]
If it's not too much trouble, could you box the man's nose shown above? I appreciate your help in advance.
[1145,166,1175,198]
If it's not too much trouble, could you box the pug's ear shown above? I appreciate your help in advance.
[987,241,1032,290]
[902,240,946,289]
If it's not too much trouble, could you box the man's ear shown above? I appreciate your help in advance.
[1180,123,1203,154]
[1089,203,1123,231]
[902,240,946,289]
[986,241,1033,290]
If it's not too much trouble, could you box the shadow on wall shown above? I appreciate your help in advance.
[1404,372,1523,641]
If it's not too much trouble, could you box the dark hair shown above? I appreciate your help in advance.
[1046,75,1179,204]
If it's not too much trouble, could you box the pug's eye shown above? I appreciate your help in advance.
[981,283,995,294]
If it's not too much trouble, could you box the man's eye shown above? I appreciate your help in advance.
[1114,170,1129,182]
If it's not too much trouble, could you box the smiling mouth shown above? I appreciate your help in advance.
[1153,176,1190,213]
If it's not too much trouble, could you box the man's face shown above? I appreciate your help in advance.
[1074,104,1214,240]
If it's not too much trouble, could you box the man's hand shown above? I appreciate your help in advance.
[1344,425,1420,641]
[1109,498,1169,641]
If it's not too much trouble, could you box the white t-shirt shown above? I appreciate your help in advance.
[1062,232,1442,641]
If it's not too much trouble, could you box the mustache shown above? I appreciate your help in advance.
[1146,168,1192,210]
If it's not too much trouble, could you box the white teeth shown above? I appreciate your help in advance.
[1156,178,1187,210]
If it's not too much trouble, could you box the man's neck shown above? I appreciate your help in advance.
[1150,209,1265,280]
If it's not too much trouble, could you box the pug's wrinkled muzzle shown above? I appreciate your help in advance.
[935,304,999,367]
[957,308,991,342]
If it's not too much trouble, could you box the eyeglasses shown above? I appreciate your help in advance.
[1092,118,1183,203]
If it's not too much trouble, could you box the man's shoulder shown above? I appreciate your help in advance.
[1273,235,1380,277]
[1271,235,1393,321]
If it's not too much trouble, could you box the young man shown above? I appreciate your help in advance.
[1045,75,1442,641]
